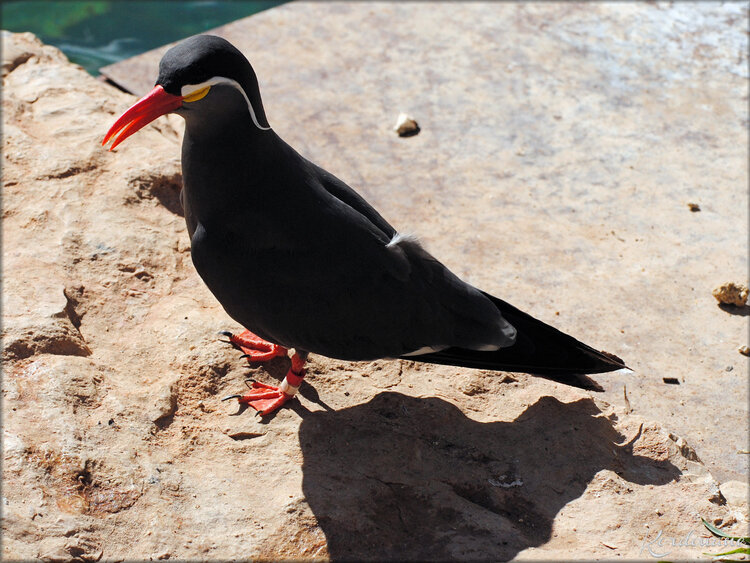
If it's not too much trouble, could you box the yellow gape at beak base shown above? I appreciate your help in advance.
[183,86,211,103]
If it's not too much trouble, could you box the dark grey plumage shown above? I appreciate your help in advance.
[113,35,627,391]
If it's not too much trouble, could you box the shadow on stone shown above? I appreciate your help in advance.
[126,171,184,217]
[298,392,681,561]
[718,303,750,317]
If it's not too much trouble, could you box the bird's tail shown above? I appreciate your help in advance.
[406,292,628,391]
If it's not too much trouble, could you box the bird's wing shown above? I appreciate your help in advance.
[310,162,397,241]
[280,155,517,358]
[191,139,514,360]
[408,291,628,388]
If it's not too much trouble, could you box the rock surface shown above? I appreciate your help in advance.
[713,282,749,307]
[2,2,748,560]
[103,0,750,485]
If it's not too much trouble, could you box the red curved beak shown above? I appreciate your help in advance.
[102,85,183,150]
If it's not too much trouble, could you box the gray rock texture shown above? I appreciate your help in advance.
[3,1,748,560]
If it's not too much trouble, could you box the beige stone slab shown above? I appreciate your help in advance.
[3,1,748,560]
[103,0,748,483]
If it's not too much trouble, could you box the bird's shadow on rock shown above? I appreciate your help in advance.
[298,392,681,561]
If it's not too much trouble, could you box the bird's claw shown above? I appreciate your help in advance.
[223,380,293,416]
[222,329,288,362]
[220,332,306,416]
[217,330,235,344]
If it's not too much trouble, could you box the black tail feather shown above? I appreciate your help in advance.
[406,292,628,391]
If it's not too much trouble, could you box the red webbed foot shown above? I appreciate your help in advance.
[223,352,308,416]
[221,329,288,362]
[229,380,291,415]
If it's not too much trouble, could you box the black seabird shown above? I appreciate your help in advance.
[103,35,626,416]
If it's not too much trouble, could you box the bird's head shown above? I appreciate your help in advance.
[103,35,269,150]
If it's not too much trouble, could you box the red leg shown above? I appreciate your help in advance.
[223,351,308,416]
[223,329,288,362]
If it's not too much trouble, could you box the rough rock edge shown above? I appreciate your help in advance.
[1,30,69,77]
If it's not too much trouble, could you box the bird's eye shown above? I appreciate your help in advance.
[183,86,211,103]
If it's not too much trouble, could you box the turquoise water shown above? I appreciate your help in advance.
[1,1,285,75]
